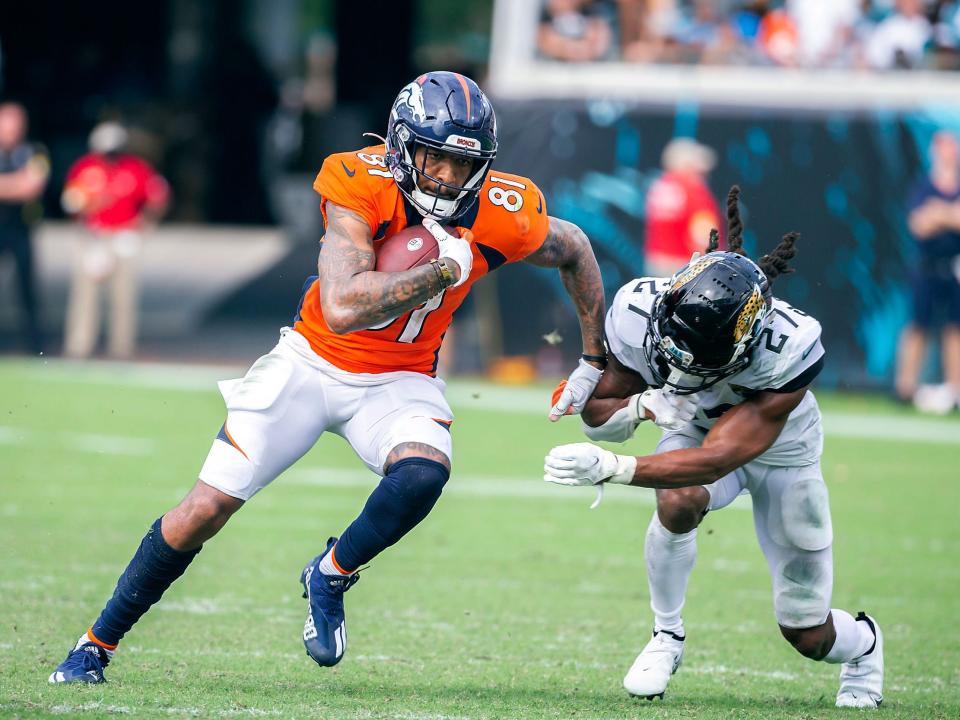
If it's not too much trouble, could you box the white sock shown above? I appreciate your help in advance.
[317,545,351,576]
[77,632,115,659]
[645,512,697,635]
[823,609,875,663]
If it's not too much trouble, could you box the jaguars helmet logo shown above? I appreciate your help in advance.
[670,254,722,291]
[733,285,766,342]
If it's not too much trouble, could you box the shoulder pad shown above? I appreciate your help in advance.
[605,277,670,378]
[746,299,824,390]
[473,171,549,263]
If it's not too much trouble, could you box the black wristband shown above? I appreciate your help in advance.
[581,353,607,367]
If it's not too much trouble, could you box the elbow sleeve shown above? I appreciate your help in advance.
[581,396,644,443]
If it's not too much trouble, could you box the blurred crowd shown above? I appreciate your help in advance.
[538,0,960,70]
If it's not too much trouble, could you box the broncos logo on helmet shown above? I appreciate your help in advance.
[643,251,771,394]
[393,82,426,125]
[385,71,498,220]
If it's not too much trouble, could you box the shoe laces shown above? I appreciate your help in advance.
[645,630,683,655]
[652,629,684,645]
[324,571,361,594]
[64,644,108,673]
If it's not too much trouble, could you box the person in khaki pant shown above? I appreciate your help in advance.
[61,122,169,359]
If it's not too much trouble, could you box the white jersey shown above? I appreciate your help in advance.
[605,277,825,466]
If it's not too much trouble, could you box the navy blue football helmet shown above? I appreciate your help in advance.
[643,252,771,394]
[385,71,498,220]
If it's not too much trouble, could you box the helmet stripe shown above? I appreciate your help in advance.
[453,73,471,117]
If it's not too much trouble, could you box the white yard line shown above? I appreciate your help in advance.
[0,417,723,508]
[0,425,27,445]
[449,386,960,446]
[62,431,156,456]
[50,703,131,715]
[0,425,155,457]
[4,360,959,445]
[283,466,753,510]
[822,413,960,445]
[39,702,283,718]
[6,358,242,393]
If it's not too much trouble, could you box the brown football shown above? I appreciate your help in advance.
[374,224,457,272]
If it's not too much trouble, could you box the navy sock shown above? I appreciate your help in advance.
[90,518,201,646]
[333,458,449,572]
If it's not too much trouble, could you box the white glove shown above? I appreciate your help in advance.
[423,218,473,288]
[637,388,698,431]
[543,442,637,486]
[549,359,603,421]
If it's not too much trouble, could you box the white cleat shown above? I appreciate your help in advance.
[836,612,883,709]
[623,629,685,699]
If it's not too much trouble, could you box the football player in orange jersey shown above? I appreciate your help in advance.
[50,71,608,683]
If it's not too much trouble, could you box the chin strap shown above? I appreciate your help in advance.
[411,186,461,220]
[665,368,689,393]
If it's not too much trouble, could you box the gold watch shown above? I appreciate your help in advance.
[432,258,456,288]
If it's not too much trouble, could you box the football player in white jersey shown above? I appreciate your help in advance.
[543,187,883,709]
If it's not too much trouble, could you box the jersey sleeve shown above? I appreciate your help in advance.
[313,152,381,234]
[753,305,825,393]
[130,157,169,208]
[604,278,666,379]
[479,174,550,263]
[508,183,550,262]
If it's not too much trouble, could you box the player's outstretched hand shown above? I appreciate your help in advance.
[549,359,603,421]
[638,388,698,431]
[423,218,473,288]
[543,442,636,486]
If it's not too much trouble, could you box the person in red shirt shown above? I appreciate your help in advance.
[644,138,723,277]
[61,121,169,359]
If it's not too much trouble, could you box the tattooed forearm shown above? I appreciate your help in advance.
[525,216,606,358]
[318,203,449,334]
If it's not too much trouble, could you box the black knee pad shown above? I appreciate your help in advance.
[384,457,450,508]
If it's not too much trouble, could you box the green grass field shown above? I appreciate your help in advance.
[1,358,958,719]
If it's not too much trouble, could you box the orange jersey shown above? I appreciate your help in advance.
[293,144,549,375]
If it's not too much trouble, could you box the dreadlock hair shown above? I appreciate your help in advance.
[706,228,720,253]
[725,185,746,256]
[704,184,798,285]
[758,232,798,282]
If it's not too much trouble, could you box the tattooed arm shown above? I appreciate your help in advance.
[318,202,456,334]
[524,216,606,364]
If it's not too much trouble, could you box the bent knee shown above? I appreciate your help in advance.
[386,456,450,502]
[780,623,833,660]
[178,483,242,529]
[656,487,709,533]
